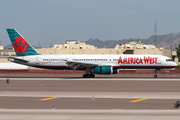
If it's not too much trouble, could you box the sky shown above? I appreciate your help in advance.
[1,0,180,47]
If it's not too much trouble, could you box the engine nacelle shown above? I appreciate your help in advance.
[93,66,112,74]
[93,66,119,74]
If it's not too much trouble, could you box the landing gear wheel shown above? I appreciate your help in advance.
[154,75,157,78]
[154,69,158,78]
[87,74,91,78]
[83,74,87,78]
[91,74,95,78]
[174,101,180,108]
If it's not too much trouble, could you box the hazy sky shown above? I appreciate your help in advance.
[1,0,180,47]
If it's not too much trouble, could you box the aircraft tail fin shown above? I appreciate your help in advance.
[6,29,41,57]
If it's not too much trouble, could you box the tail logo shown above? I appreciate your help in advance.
[12,36,29,54]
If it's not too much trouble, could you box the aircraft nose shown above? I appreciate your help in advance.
[173,62,177,67]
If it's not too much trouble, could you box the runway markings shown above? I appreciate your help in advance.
[0,108,5,110]
[40,97,59,101]
[130,98,148,102]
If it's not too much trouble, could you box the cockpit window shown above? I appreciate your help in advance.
[166,59,173,62]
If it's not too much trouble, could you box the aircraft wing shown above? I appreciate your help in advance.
[66,60,98,70]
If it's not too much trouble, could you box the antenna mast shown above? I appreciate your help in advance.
[39,42,41,48]
[153,21,158,46]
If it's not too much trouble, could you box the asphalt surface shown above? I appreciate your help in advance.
[0,74,180,120]
[0,97,177,109]
[1,80,180,92]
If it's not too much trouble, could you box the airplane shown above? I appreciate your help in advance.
[6,29,177,78]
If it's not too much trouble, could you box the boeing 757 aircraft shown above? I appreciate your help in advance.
[6,29,177,78]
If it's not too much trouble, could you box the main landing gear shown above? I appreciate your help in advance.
[83,67,95,78]
[83,74,95,78]
[154,69,158,78]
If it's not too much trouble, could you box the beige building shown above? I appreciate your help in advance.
[35,48,116,55]
[115,40,156,50]
[0,46,4,56]
[115,40,156,54]
[115,40,175,58]
[54,40,96,49]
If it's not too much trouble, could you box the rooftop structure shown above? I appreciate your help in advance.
[54,40,96,49]
[115,40,156,51]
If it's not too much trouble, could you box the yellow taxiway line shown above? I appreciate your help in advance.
[40,97,60,101]
[130,98,148,102]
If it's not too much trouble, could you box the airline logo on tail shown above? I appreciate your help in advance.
[13,36,29,54]
[7,29,41,56]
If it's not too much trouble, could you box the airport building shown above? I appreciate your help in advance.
[0,40,178,69]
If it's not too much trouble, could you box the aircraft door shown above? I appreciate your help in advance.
[36,57,39,64]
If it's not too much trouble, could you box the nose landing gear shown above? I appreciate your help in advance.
[154,75,157,78]
[154,69,158,78]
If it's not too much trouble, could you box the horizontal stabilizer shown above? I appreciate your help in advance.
[8,57,29,64]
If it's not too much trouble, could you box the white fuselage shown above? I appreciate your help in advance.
[15,54,177,70]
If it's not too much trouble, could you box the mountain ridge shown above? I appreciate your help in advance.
[86,32,180,49]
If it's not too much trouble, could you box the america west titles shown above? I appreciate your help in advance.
[118,56,158,64]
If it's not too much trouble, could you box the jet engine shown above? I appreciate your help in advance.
[93,66,119,74]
